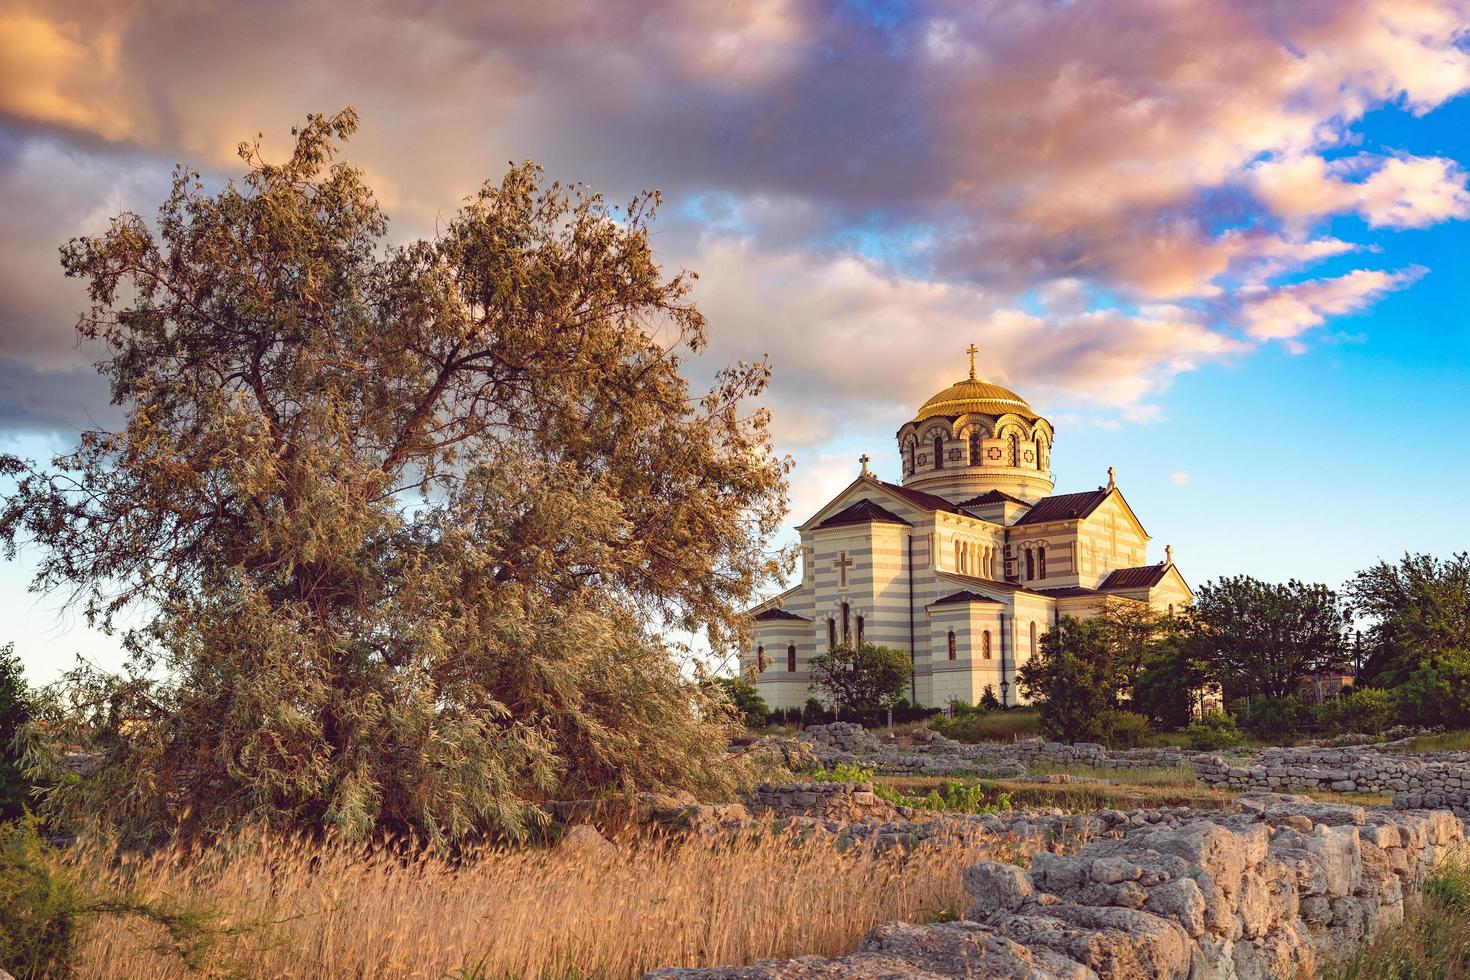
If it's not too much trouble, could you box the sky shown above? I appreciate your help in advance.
[1,0,1469,684]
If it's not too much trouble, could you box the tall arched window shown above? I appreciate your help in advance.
[1008,432,1019,466]
[1038,544,1047,580]
[828,618,837,651]
[954,540,962,571]
[969,431,982,464]
[787,644,797,672]
[1025,547,1035,580]
[934,435,944,469]
[982,630,992,660]
[856,615,865,644]
[947,630,957,660]
[1030,621,1038,658]
[841,602,851,643]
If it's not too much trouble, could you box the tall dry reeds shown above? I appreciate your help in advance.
[65,826,1039,978]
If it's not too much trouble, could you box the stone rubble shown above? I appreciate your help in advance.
[648,793,1465,980]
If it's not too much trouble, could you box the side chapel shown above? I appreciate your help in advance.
[745,346,1193,709]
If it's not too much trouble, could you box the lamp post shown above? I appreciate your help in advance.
[999,679,1009,709]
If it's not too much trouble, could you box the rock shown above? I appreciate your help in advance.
[964,861,1036,916]
[558,824,618,860]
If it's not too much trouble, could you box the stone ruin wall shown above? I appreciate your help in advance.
[651,796,1467,980]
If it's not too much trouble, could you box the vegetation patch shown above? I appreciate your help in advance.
[1330,856,1470,979]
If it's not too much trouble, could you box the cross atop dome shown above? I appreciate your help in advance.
[966,343,978,380]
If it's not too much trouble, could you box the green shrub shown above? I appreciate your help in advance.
[1100,710,1149,748]
[1186,712,1244,751]
[1316,687,1394,735]
[711,676,769,728]
[1393,651,1470,730]
[801,697,827,725]
[978,686,1001,711]
[812,762,877,784]
[1241,696,1310,740]
[0,819,79,978]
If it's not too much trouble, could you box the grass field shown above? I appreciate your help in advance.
[1391,729,1470,753]
[55,826,1045,979]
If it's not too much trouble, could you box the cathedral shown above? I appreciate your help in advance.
[746,347,1193,710]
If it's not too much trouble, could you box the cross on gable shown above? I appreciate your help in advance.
[834,550,855,587]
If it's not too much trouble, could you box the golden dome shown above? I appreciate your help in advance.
[913,376,1038,423]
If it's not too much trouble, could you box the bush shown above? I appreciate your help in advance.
[978,686,1001,711]
[1240,696,1310,740]
[712,676,769,728]
[802,697,828,725]
[1393,651,1470,730]
[0,819,78,977]
[1099,710,1148,748]
[1316,687,1394,735]
[1186,712,1244,751]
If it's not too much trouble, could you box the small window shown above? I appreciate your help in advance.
[787,644,797,672]
[1038,545,1047,580]
[1009,433,1020,466]
[842,602,851,643]
[947,630,957,660]
[856,615,865,644]
[828,619,837,651]
[982,630,991,660]
[969,432,982,464]
[934,436,944,469]
[1025,548,1035,580]
[1030,621,1038,658]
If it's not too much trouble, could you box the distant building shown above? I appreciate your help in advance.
[745,347,1192,709]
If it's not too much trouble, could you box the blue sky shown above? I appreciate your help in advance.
[1,1,1469,683]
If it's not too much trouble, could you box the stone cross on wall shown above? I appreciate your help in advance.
[834,550,854,587]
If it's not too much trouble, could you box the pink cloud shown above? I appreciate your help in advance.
[1239,267,1427,343]
[1252,153,1470,228]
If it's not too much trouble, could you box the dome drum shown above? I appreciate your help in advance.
[899,355,1055,504]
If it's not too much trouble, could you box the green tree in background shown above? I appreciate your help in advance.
[711,676,769,728]
[1192,576,1349,701]
[0,644,33,821]
[1347,553,1470,688]
[807,643,912,712]
[1018,616,1131,743]
[0,110,791,846]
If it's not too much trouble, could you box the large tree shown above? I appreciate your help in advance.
[0,110,790,845]
[1191,576,1349,700]
[1346,552,1470,688]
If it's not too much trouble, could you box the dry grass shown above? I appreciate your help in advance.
[1328,849,1470,979]
[63,826,1042,979]
[1390,729,1470,754]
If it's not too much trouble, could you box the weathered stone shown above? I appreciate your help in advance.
[964,861,1036,916]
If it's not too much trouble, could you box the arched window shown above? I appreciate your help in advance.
[828,618,837,651]
[1030,621,1038,658]
[947,630,957,660]
[1038,544,1047,580]
[969,431,982,464]
[934,435,944,470]
[1008,432,1020,466]
[841,602,851,643]
[1025,547,1035,580]
[856,615,865,644]
[787,644,797,672]
[982,630,992,659]
[904,440,916,476]
[954,539,962,571]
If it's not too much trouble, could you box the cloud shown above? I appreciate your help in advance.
[0,0,1464,443]
[1252,153,1470,228]
[687,236,1248,440]
[1239,267,1427,343]
[1170,471,1192,485]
